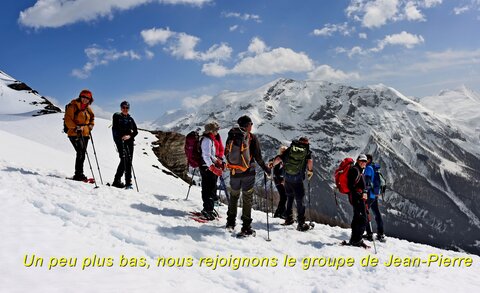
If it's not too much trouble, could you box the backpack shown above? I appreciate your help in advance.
[225,127,251,174]
[284,140,309,176]
[63,103,79,133]
[184,131,202,168]
[334,158,354,194]
[372,163,387,195]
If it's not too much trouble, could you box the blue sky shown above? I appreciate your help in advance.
[1,0,480,121]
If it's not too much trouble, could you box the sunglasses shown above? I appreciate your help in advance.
[80,95,91,100]
[122,106,130,109]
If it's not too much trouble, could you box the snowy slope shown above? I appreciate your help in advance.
[1,112,480,292]
[154,78,480,255]
[0,70,60,116]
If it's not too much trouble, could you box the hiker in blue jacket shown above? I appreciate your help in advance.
[363,154,386,242]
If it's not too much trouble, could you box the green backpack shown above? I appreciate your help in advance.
[284,140,309,176]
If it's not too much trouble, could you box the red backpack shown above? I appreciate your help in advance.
[334,158,354,194]
[184,131,202,168]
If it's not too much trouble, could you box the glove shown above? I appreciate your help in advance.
[122,135,131,141]
[208,165,223,177]
[263,165,272,174]
[76,126,84,132]
[307,170,313,181]
[362,193,368,201]
[88,125,94,130]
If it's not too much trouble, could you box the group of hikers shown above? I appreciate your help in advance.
[64,89,386,246]
[187,115,386,244]
[63,89,138,189]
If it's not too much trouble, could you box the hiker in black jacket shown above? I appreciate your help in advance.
[111,101,138,189]
[347,154,369,246]
[225,115,271,236]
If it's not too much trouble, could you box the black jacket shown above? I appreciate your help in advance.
[347,163,366,199]
[112,112,138,145]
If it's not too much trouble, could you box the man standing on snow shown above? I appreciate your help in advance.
[64,89,95,181]
[273,137,313,231]
[111,101,138,189]
[225,115,271,237]
[363,154,386,242]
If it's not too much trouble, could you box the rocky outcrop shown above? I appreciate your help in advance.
[150,130,190,183]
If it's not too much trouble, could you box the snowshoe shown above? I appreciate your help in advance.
[236,227,256,238]
[281,218,295,226]
[297,223,311,232]
[125,184,133,190]
[362,234,374,242]
[376,234,387,243]
[340,240,370,249]
[111,181,125,188]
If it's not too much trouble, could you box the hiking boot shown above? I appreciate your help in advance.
[283,218,295,226]
[226,222,235,231]
[201,209,215,221]
[73,174,87,181]
[297,223,310,232]
[362,233,374,241]
[240,226,256,236]
[349,239,367,247]
[274,209,285,218]
[125,184,133,190]
[376,234,387,242]
[112,181,125,188]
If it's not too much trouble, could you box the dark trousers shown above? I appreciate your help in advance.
[285,180,306,224]
[227,175,255,228]
[350,195,368,244]
[69,136,89,176]
[274,180,287,216]
[366,197,384,235]
[199,166,218,212]
[115,141,133,184]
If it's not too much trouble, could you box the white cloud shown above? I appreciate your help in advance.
[247,37,268,54]
[312,22,354,37]
[307,65,360,82]
[454,6,470,15]
[202,39,314,77]
[359,32,368,39]
[229,25,239,32]
[19,0,212,28]
[182,95,213,108]
[221,12,261,23]
[141,27,174,46]
[376,31,424,50]
[167,33,232,61]
[362,0,399,28]
[141,28,232,62]
[405,2,425,21]
[72,45,141,79]
[346,0,440,28]
[145,49,155,59]
[422,0,442,8]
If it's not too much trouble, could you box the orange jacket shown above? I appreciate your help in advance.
[64,98,95,137]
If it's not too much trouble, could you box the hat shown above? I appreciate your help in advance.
[299,137,309,144]
[79,89,93,103]
[204,121,220,133]
[120,101,130,108]
[357,154,368,161]
[237,115,253,128]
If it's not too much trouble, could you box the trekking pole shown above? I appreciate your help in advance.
[185,168,196,200]
[219,176,230,204]
[123,141,139,192]
[365,202,377,254]
[78,133,98,189]
[264,173,271,242]
[270,174,274,217]
[308,180,315,228]
[88,132,103,185]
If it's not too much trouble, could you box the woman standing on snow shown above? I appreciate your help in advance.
[111,101,138,189]
[64,89,95,181]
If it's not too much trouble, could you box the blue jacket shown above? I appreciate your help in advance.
[364,164,375,199]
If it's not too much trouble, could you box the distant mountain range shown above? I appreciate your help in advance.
[155,78,480,255]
